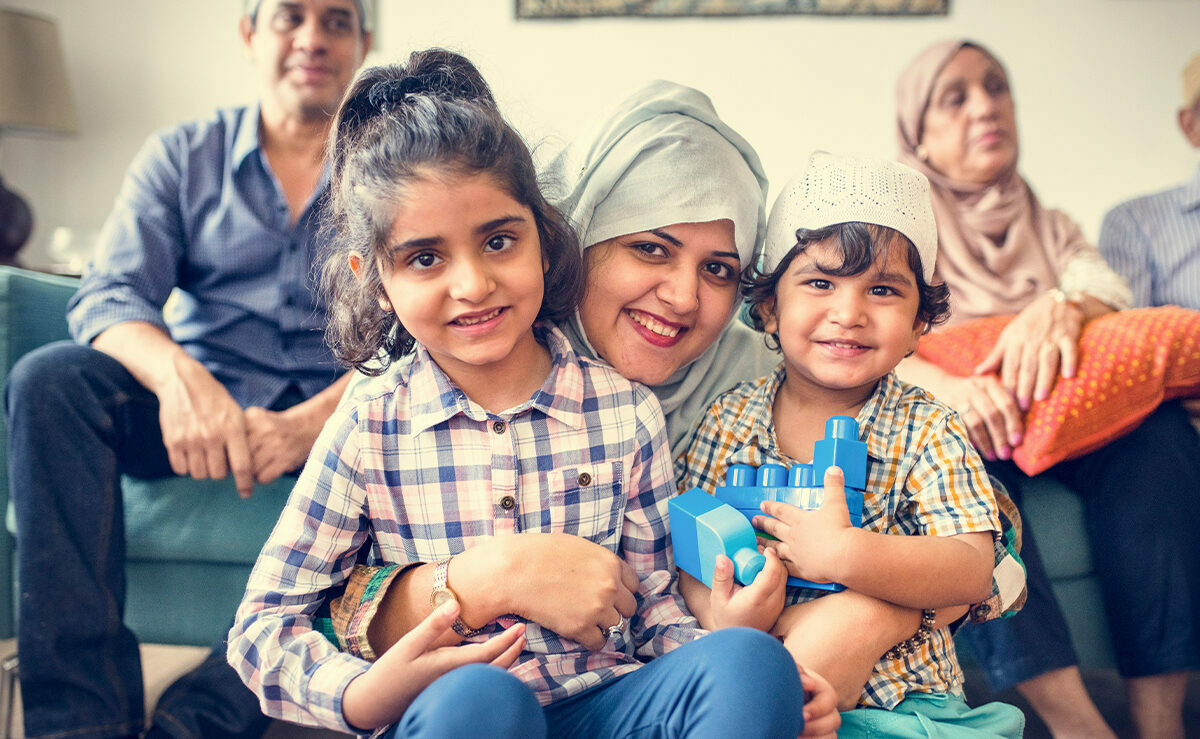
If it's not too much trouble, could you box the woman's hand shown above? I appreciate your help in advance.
[707,548,788,631]
[973,291,1085,411]
[491,533,640,650]
[933,373,1025,461]
[342,601,526,731]
[798,667,842,738]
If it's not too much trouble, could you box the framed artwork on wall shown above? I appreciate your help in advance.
[515,0,948,19]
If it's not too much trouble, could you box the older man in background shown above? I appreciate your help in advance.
[4,1,369,736]
[1099,52,1200,312]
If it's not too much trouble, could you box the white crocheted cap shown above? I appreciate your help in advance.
[762,151,938,282]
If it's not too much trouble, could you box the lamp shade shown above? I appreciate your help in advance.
[0,8,76,134]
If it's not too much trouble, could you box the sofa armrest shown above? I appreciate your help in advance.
[0,265,80,637]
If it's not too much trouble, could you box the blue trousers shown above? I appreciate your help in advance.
[388,628,807,738]
[6,343,278,738]
[958,401,1200,689]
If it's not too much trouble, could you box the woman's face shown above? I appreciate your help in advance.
[920,47,1018,185]
[579,219,740,386]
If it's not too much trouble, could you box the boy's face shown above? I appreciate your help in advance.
[760,237,925,405]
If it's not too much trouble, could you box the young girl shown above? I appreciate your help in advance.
[226,50,812,737]
[679,151,1025,736]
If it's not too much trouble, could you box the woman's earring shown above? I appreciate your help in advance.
[915,145,929,162]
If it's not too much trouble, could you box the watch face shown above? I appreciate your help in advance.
[431,588,456,608]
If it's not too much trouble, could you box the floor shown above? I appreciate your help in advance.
[0,639,349,738]
[1,638,1198,738]
[961,667,1200,738]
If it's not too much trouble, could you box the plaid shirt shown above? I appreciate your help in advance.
[228,324,701,732]
[678,365,1002,710]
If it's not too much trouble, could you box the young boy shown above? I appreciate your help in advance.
[678,151,1024,735]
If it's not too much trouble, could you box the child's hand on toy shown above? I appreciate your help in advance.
[797,666,841,738]
[755,466,855,585]
[708,547,787,631]
[341,600,527,731]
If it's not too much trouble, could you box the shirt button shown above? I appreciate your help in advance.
[578,472,592,486]
[499,495,516,511]
[492,421,506,434]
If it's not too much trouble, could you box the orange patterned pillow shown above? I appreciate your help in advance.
[916,306,1200,475]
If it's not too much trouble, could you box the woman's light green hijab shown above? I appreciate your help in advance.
[542,80,776,456]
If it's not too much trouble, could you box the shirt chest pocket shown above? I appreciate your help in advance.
[530,462,624,546]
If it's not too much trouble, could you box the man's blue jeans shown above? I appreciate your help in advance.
[959,402,1200,689]
[6,342,270,739]
[388,628,807,738]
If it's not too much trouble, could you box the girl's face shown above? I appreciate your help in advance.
[920,46,1018,185]
[579,220,740,386]
[760,237,925,406]
[372,171,546,384]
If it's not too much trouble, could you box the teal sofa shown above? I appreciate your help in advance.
[0,265,296,647]
[0,265,1115,668]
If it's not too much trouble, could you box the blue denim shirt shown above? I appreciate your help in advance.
[67,105,341,409]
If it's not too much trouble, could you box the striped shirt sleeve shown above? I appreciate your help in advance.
[1098,204,1154,308]
[227,408,374,732]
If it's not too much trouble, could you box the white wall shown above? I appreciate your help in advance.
[3,0,1198,268]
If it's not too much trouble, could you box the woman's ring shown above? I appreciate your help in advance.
[606,617,626,639]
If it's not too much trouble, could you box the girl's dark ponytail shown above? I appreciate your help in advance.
[370,49,496,111]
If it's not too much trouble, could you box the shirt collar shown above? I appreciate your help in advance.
[1182,163,1200,211]
[854,371,904,464]
[232,103,264,174]
[722,364,899,467]
[405,323,587,434]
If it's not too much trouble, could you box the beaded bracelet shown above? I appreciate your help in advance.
[883,608,936,660]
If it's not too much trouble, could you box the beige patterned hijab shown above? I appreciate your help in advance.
[895,39,1090,325]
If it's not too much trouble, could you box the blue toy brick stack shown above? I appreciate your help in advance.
[669,490,766,588]
[716,415,866,590]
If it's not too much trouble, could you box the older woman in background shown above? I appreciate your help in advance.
[895,38,1200,738]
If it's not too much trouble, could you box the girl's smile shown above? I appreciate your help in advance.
[450,306,507,331]
[579,220,739,385]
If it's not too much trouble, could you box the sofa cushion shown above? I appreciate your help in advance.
[1021,476,1092,580]
[122,474,296,564]
[917,307,1200,475]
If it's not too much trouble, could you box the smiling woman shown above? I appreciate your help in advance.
[546,80,777,455]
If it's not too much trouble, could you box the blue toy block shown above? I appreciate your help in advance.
[714,416,867,592]
[669,488,766,588]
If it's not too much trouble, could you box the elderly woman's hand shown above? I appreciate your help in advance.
[973,290,1085,411]
[935,373,1025,461]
